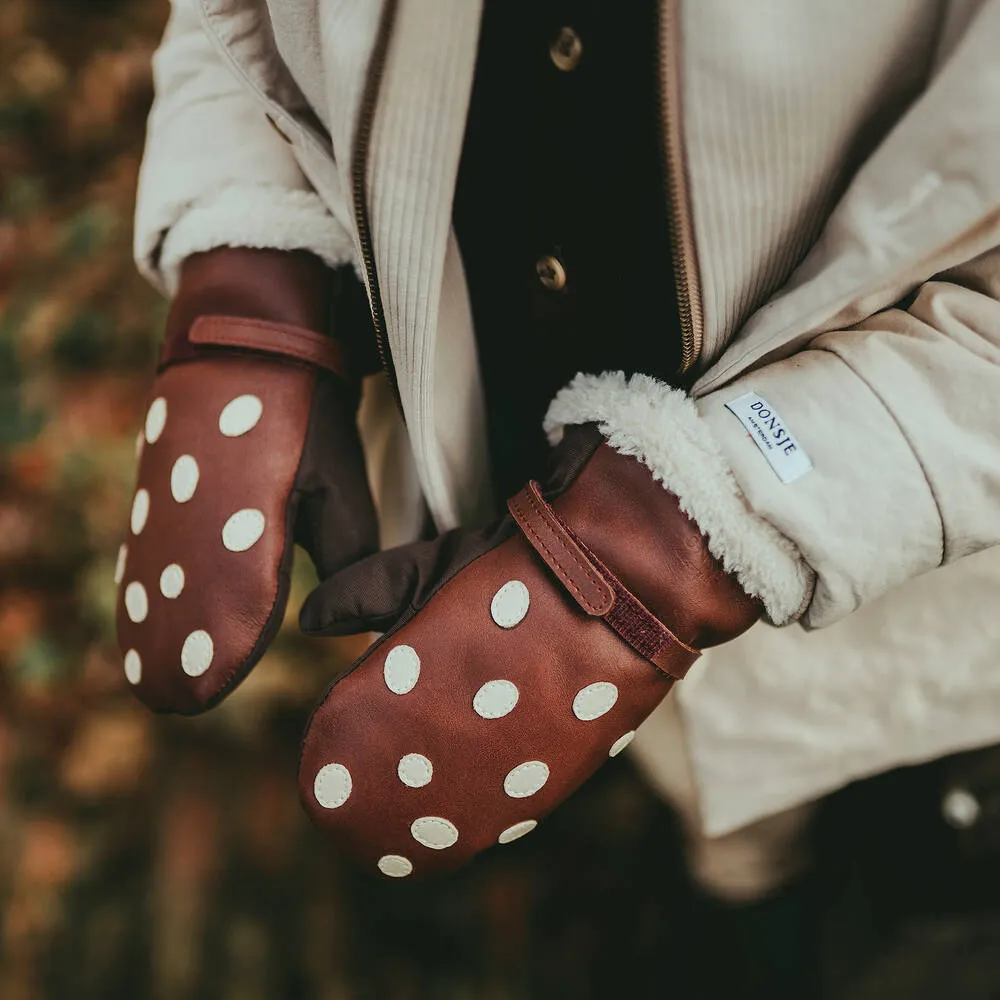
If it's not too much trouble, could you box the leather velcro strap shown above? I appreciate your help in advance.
[508,481,700,680]
[508,481,613,615]
[188,316,348,378]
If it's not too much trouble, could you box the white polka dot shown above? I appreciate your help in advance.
[144,397,167,444]
[124,582,148,623]
[383,645,420,695]
[221,509,265,552]
[170,455,199,503]
[114,544,127,585]
[410,816,459,850]
[313,763,352,809]
[504,761,550,799]
[134,429,144,459]
[491,580,530,628]
[130,489,150,535]
[159,563,185,599]
[181,630,214,677]
[219,394,263,437]
[378,855,413,878]
[573,681,619,721]
[498,820,537,845]
[123,649,141,685]
[397,753,433,788]
[609,731,636,757]
[473,679,519,719]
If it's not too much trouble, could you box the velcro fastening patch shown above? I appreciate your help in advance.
[724,391,813,484]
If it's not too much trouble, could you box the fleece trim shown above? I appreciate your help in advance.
[158,185,356,295]
[544,371,814,625]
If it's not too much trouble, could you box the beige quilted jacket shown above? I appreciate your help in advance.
[135,0,1000,834]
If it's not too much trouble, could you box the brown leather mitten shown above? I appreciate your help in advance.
[116,250,378,714]
[297,425,760,878]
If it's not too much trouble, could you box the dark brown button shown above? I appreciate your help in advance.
[536,255,567,291]
[550,27,583,72]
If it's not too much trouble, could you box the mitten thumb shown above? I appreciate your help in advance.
[292,375,379,578]
[300,520,510,636]
[299,540,431,635]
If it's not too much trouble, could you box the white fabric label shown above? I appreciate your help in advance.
[724,391,813,484]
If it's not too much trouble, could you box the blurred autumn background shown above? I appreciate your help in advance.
[3,2,1000,999]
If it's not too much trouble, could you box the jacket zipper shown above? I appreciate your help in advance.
[658,0,703,375]
[351,0,402,405]
[358,2,700,386]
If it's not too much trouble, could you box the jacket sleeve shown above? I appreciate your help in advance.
[544,241,1000,629]
[133,0,355,295]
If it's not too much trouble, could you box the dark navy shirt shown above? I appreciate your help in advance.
[453,0,683,501]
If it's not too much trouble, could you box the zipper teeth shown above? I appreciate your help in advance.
[356,2,702,386]
[659,0,703,375]
[351,0,401,405]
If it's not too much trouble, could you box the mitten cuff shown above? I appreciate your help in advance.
[543,371,814,625]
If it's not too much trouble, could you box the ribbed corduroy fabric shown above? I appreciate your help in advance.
[678,0,942,365]
[365,2,492,531]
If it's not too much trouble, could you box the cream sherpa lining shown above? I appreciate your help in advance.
[544,371,815,625]
[158,185,356,295]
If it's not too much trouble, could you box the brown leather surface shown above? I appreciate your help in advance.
[118,245,381,715]
[117,355,314,714]
[297,431,759,878]
[160,248,382,378]
[553,444,763,650]
[509,481,698,677]
[164,248,339,348]
[188,316,348,378]
[299,526,683,879]
[508,481,613,615]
